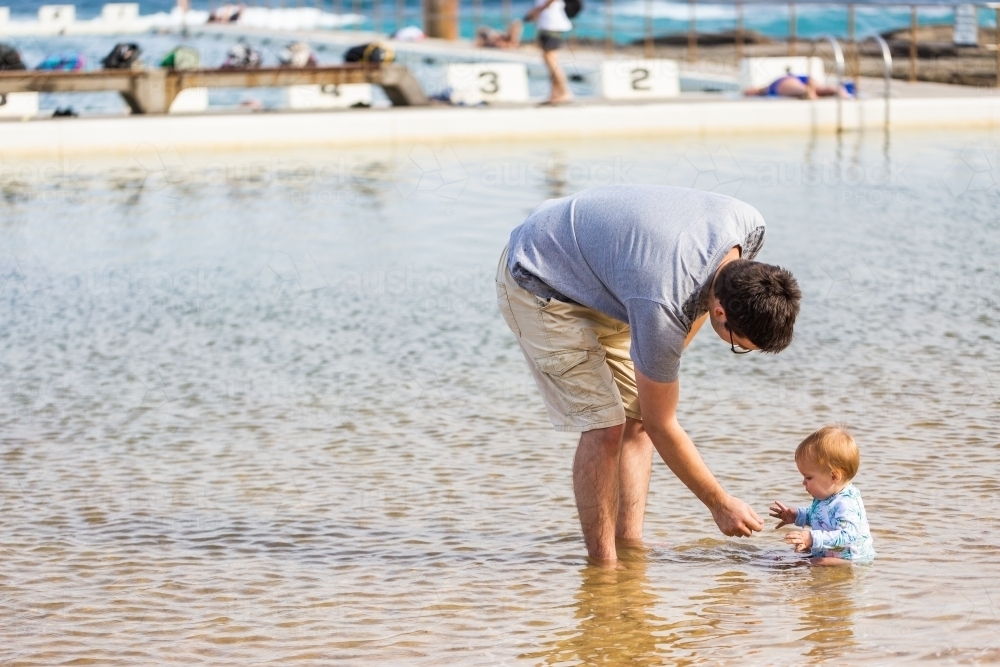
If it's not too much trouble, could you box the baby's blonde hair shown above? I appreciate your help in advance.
[794,425,860,481]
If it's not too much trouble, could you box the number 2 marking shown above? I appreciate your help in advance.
[479,71,499,95]
[630,68,651,91]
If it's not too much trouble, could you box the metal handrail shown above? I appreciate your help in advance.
[860,33,892,129]
[811,35,845,133]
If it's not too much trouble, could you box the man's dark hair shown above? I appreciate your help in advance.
[714,260,801,353]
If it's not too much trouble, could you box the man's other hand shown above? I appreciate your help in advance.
[710,494,763,537]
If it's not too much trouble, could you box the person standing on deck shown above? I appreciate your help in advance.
[495,185,802,565]
[523,0,573,104]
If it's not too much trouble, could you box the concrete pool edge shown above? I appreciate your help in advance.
[3,96,999,157]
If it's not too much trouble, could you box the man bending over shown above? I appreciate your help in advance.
[495,185,801,564]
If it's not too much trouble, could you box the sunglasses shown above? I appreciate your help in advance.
[728,326,753,355]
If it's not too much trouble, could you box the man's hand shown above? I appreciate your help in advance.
[709,494,763,537]
[769,501,797,529]
[785,529,813,553]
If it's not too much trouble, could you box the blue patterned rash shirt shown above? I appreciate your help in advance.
[794,483,876,562]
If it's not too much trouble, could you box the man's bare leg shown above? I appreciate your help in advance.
[573,423,624,563]
[542,49,573,104]
[616,417,654,542]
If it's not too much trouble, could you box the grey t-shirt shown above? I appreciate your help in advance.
[507,185,766,383]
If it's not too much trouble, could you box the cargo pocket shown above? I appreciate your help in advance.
[533,349,615,415]
[495,282,521,337]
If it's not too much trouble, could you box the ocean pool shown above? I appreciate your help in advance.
[2,129,999,664]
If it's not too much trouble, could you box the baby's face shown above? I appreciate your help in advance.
[796,457,843,500]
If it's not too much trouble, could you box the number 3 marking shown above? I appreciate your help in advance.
[479,71,499,95]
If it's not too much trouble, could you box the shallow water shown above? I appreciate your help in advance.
[2,130,1000,664]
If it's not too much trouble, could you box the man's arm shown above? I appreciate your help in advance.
[636,368,763,537]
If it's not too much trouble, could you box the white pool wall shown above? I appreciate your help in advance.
[3,95,1000,157]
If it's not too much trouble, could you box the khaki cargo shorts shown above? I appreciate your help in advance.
[495,246,641,432]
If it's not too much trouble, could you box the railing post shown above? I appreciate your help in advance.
[688,0,697,63]
[788,3,796,56]
[424,0,458,39]
[848,4,856,84]
[909,5,917,82]
[996,7,1000,88]
[605,0,614,55]
[736,2,744,61]
[645,0,653,58]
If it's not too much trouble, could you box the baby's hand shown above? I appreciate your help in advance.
[785,530,813,553]
[769,501,797,529]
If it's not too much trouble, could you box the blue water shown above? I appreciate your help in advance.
[3,0,996,44]
[2,0,986,113]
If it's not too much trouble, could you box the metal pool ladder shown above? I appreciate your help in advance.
[812,36,845,133]
[860,33,893,129]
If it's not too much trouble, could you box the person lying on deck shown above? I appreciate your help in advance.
[475,20,523,49]
[745,70,855,99]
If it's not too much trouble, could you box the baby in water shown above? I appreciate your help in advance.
[770,426,876,565]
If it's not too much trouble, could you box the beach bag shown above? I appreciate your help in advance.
[0,43,26,71]
[160,46,200,70]
[222,43,262,70]
[343,43,393,65]
[101,43,141,69]
[564,0,583,19]
[36,53,85,71]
